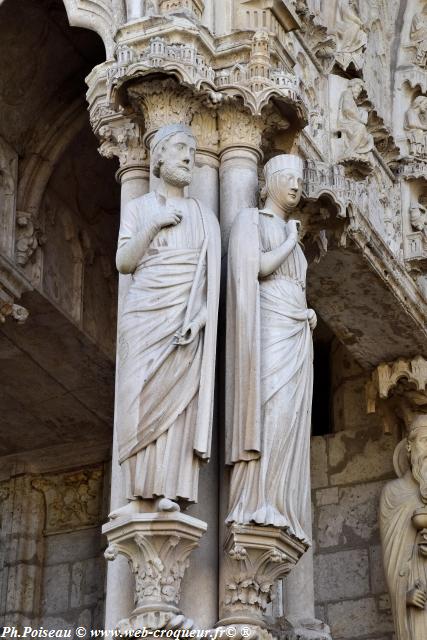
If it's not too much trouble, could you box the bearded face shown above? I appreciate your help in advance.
[409,426,427,501]
[158,133,196,188]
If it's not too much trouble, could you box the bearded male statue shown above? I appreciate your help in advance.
[380,414,427,639]
[112,124,220,517]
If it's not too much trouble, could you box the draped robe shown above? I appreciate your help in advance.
[116,192,220,503]
[381,472,427,640]
[226,208,313,544]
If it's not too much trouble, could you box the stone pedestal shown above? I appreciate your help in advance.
[219,524,307,629]
[103,513,207,631]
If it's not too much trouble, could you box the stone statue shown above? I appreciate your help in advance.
[225,154,316,544]
[126,0,159,20]
[410,5,427,67]
[337,79,374,161]
[405,96,427,157]
[410,198,427,235]
[381,414,427,639]
[335,0,367,67]
[112,124,220,517]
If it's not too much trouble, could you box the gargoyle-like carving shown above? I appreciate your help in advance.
[15,212,45,266]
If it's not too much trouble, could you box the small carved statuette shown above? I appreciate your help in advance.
[405,96,427,158]
[410,5,427,68]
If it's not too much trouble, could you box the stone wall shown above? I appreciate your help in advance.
[311,344,399,640]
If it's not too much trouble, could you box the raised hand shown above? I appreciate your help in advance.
[155,208,183,231]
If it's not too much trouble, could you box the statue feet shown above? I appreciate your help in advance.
[156,497,181,512]
[109,499,142,520]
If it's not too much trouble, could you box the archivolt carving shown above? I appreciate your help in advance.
[61,0,117,57]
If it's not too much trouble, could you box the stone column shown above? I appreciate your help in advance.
[217,105,263,253]
[101,81,220,630]
[0,475,45,630]
[97,119,150,630]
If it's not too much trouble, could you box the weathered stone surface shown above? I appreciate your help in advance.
[41,564,70,614]
[71,558,104,609]
[327,597,395,638]
[316,481,384,549]
[311,437,329,490]
[369,545,387,595]
[45,528,102,566]
[329,427,398,486]
[314,549,369,602]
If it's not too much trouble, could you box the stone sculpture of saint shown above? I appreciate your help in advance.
[335,0,367,65]
[381,414,427,639]
[112,124,220,516]
[337,79,374,160]
[410,5,427,67]
[405,96,427,157]
[225,154,316,544]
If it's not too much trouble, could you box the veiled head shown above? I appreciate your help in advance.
[264,154,304,211]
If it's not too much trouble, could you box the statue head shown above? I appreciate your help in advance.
[151,124,196,187]
[348,78,364,100]
[263,154,304,211]
[407,414,427,500]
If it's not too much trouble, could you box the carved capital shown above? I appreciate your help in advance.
[32,466,103,534]
[98,119,147,168]
[191,108,219,154]
[367,356,427,432]
[219,524,306,627]
[218,105,263,153]
[103,513,206,631]
[127,78,196,145]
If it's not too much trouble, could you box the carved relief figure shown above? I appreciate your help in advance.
[337,79,374,161]
[225,155,316,544]
[410,5,427,67]
[410,196,427,235]
[126,0,159,20]
[335,0,367,68]
[112,124,220,517]
[381,414,427,639]
[405,96,427,157]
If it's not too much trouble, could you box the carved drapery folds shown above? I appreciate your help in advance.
[336,79,374,177]
[333,0,368,71]
[404,95,427,159]
[409,4,427,69]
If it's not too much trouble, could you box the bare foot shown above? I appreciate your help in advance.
[109,500,142,520]
[156,498,180,512]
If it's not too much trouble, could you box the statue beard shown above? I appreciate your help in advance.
[161,165,191,188]
[411,451,427,502]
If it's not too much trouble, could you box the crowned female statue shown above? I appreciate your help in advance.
[225,154,316,544]
[112,124,220,517]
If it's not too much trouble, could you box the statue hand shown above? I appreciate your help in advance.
[174,320,200,346]
[287,219,301,244]
[307,309,317,331]
[155,209,183,232]
[407,586,427,609]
